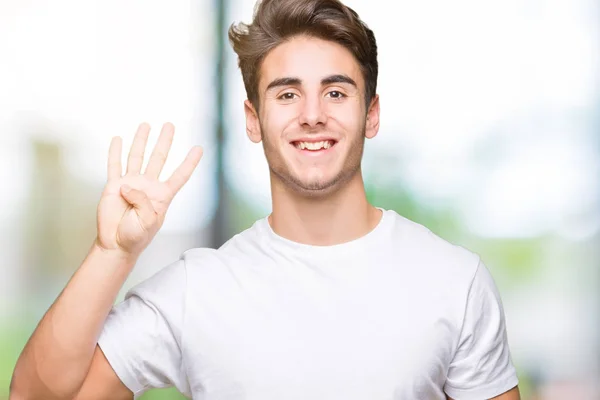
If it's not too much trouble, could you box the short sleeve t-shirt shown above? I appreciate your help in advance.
[98,209,518,399]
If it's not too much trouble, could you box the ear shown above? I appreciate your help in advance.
[365,94,380,139]
[244,100,262,143]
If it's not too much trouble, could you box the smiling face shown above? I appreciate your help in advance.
[244,35,380,197]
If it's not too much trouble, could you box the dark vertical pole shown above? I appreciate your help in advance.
[212,0,229,248]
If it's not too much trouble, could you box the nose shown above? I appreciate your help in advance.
[298,95,327,128]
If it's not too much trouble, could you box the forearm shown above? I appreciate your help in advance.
[11,242,137,399]
[11,123,199,399]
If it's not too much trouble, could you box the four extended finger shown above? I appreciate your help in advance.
[166,146,203,195]
[144,122,175,179]
[107,136,123,182]
[126,123,151,175]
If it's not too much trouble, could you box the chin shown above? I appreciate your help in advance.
[270,160,361,198]
[287,173,351,198]
[294,183,342,198]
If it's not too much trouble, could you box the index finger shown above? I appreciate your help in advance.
[166,146,203,195]
[107,136,123,181]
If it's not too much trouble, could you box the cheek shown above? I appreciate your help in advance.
[328,108,365,134]
[262,106,299,141]
[327,96,365,123]
[279,108,301,132]
[264,101,299,121]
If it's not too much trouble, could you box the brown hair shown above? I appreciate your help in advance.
[228,0,378,109]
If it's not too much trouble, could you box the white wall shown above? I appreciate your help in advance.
[0,0,217,315]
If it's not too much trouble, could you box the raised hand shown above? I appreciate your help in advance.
[95,122,203,258]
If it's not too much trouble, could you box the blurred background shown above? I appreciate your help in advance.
[0,0,598,398]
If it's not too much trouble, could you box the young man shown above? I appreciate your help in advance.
[11,0,520,399]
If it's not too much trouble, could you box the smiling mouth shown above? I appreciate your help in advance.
[291,140,337,151]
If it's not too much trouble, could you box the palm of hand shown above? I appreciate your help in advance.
[96,123,203,256]
[97,176,169,252]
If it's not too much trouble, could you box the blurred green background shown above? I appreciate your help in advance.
[0,0,598,399]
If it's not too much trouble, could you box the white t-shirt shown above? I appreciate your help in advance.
[98,209,518,399]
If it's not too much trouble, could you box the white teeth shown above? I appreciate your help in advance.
[295,140,333,150]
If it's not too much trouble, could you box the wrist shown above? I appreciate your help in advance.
[91,238,139,266]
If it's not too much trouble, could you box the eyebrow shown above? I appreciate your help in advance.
[265,77,302,92]
[321,74,357,88]
[265,74,358,92]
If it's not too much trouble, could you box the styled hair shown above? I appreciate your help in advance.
[228,0,378,109]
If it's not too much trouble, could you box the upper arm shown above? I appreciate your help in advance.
[95,259,190,396]
[73,345,133,400]
[446,385,521,400]
[444,260,519,399]
[490,386,521,400]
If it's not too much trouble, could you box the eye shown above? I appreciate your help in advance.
[278,92,298,101]
[326,90,346,99]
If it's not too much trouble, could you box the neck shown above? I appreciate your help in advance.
[268,171,382,246]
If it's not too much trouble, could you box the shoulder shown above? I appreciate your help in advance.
[183,217,265,264]
[179,217,266,278]
[383,209,481,286]
[126,257,187,300]
[385,209,479,265]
